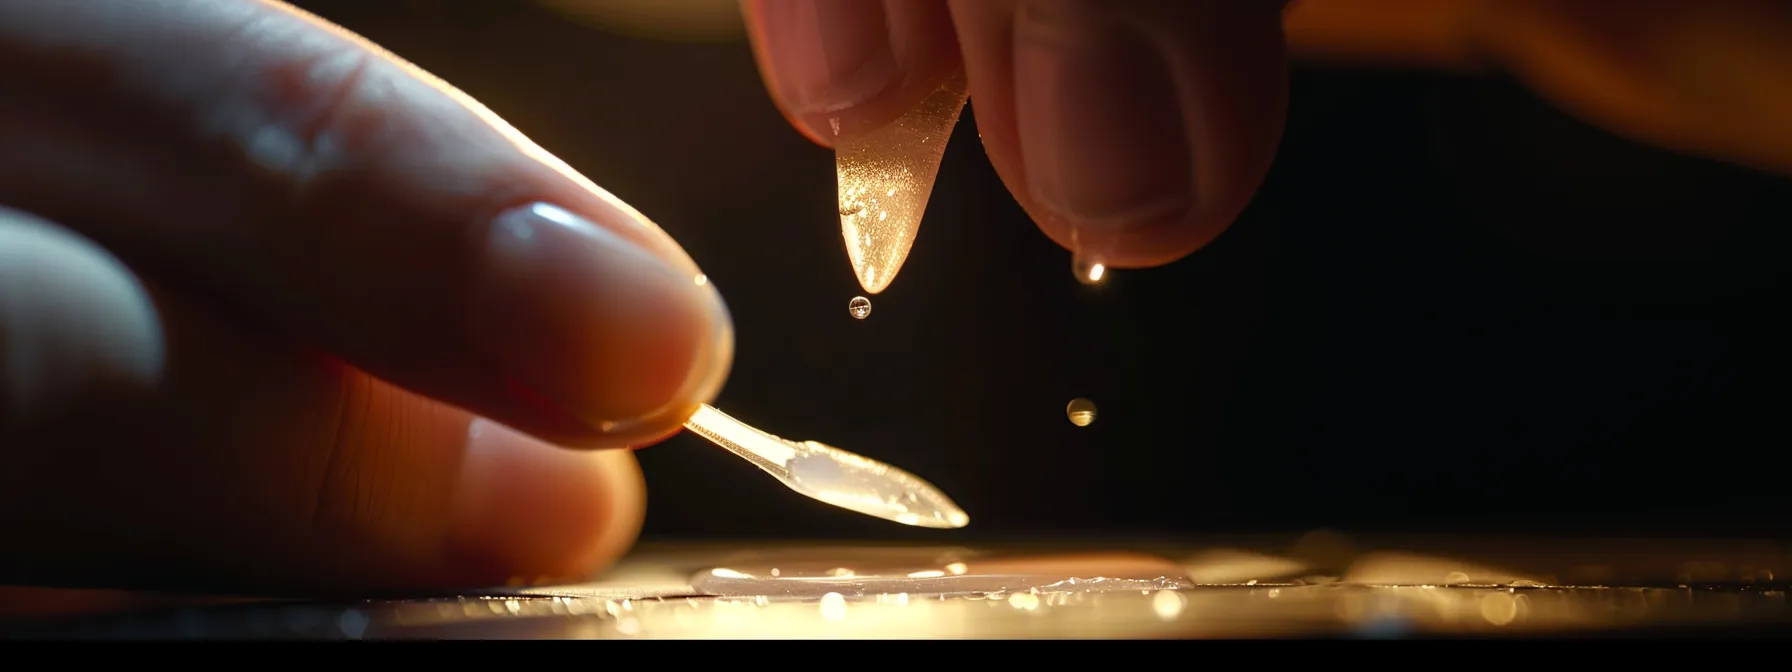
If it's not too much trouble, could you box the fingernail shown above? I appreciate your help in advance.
[447,419,645,582]
[1013,0,1194,231]
[0,212,164,428]
[472,203,732,446]
[752,0,901,117]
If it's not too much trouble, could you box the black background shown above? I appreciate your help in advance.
[289,0,1792,544]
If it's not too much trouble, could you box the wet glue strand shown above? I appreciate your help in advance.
[836,71,970,295]
[682,404,970,529]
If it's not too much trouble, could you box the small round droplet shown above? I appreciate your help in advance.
[1066,398,1097,427]
[848,296,872,320]
[1072,254,1106,285]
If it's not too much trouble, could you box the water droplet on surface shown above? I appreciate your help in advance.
[818,592,848,621]
[1072,253,1106,285]
[1150,590,1187,620]
[848,296,872,320]
[1066,398,1098,427]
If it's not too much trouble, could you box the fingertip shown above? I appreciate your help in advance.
[1027,203,1236,270]
[743,0,962,145]
[956,0,1288,271]
[445,419,646,585]
[470,203,732,450]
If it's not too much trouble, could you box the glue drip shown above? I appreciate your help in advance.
[682,404,969,529]
[835,72,970,295]
[1070,227,1110,286]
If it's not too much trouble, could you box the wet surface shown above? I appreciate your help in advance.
[8,535,1792,639]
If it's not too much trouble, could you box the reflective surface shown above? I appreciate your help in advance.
[12,535,1792,639]
[680,405,970,529]
[690,548,1192,598]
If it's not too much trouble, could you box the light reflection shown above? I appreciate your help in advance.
[1345,552,1541,587]
[693,552,1195,599]
[1150,590,1187,621]
[1007,591,1042,611]
[818,593,847,622]
[233,537,1792,640]
[836,73,969,295]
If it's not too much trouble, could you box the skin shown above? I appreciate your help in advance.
[4,0,1792,620]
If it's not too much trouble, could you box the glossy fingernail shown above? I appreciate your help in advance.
[472,203,732,446]
[751,0,901,118]
[447,419,645,582]
[0,212,163,428]
[1013,0,1193,232]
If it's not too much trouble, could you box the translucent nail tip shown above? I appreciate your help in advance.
[683,404,970,529]
[836,72,970,295]
[785,440,969,529]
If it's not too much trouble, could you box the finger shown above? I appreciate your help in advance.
[0,210,645,594]
[743,0,963,145]
[949,0,1290,268]
[0,0,731,450]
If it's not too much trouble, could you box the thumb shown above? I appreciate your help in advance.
[0,207,163,429]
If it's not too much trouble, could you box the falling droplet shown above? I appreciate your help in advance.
[1072,253,1106,286]
[848,296,872,320]
[1066,398,1097,427]
[837,72,970,295]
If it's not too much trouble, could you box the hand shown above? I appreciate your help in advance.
[744,0,1792,268]
[0,0,733,598]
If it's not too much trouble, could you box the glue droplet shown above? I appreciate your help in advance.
[1072,253,1106,285]
[848,296,872,320]
[1066,398,1097,427]
[837,72,970,295]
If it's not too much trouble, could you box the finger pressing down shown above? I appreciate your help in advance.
[950,0,1290,268]
[0,208,645,595]
[0,0,733,452]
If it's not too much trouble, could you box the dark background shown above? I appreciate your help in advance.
[291,1,1792,544]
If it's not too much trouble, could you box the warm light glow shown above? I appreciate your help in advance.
[681,404,971,529]
[1007,592,1041,611]
[1150,590,1186,620]
[837,73,970,295]
[1073,254,1108,286]
[818,593,848,622]
[1066,398,1098,427]
[1479,592,1518,626]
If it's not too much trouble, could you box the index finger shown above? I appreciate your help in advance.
[0,0,734,449]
